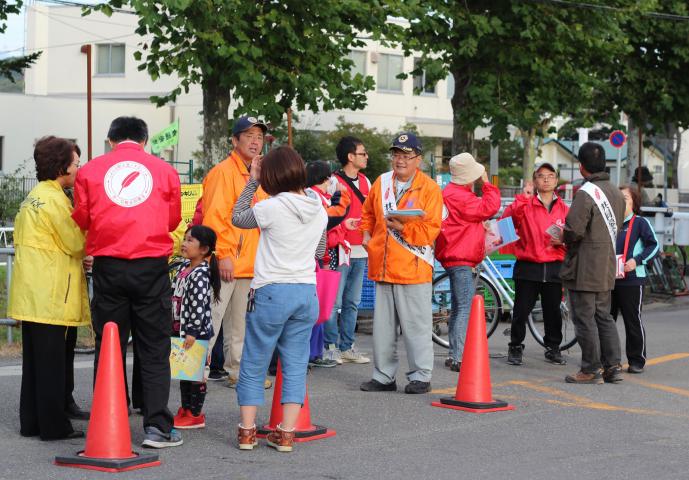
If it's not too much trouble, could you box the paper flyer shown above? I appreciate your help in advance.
[170,338,209,382]
[484,217,519,255]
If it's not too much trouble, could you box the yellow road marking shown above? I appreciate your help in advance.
[641,353,689,367]
[626,378,689,399]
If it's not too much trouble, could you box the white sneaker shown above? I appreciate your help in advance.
[340,347,370,364]
[323,345,343,365]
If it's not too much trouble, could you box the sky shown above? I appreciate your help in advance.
[0,7,26,59]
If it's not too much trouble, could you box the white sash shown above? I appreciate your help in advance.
[380,171,434,266]
[580,181,617,251]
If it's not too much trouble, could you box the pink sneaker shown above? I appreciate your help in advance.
[175,412,206,429]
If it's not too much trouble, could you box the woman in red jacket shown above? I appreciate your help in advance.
[436,153,501,371]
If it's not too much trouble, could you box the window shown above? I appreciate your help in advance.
[96,44,125,75]
[654,165,662,173]
[376,53,403,92]
[413,58,436,95]
[348,50,367,77]
[447,73,455,99]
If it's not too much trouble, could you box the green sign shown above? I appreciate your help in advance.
[150,120,179,153]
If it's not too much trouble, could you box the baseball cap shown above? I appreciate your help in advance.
[389,132,422,153]
[232,116,268,136]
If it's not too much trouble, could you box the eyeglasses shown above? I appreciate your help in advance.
[241,134,264,142]
[390,153,421,162]
[536,174,557,181]
[353,151,369,157]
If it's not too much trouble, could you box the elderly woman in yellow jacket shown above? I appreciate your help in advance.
[8,136,90,440]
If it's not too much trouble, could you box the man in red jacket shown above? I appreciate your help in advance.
[435,153,501,371]
[72,116,183,448]
[502,163,569,366]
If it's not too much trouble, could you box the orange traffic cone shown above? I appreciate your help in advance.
[432,295,514,413]
[257,362,336,442]
[56,322,160,472]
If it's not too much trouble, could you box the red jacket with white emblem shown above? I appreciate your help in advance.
[72,142,182,259]
[435,182,501,268]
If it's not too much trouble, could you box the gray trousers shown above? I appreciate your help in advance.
[569,289,621,373]
[371,282,434,384]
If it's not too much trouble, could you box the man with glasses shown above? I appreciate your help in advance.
[502,163,570,366]
[322,136,372,365]
[359,132,442,394]
[202,116,272,390]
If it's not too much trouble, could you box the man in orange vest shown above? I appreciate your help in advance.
[202,116,271,389]
[359,133,443,394]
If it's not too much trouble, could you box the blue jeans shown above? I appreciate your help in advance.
[236,284,318,406]
[323,258,366,352]
[447,266,475,363]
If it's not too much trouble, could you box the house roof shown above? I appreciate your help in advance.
[543,139,627,162]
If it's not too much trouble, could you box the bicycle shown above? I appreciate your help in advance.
[431,256,577,351]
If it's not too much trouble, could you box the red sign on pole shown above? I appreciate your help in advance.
[609,130,627,149]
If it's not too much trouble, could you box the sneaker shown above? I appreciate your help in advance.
[507,344,524,365]
[627,364,644,374]
[404,381,431,394]
[309,357,338,368]
[142,426,183,448]
[175,412,205,429]
[237,424,258,451]
[173,407,187,426]
[449,361,461,372]
[603,365,623,384]
[544,347,567,365]
[323,345,343,365]
[208,369,229,381]
[360,379,397,392]
[444,358,453,368]
[266,425,295,453]
[340,347,370,364]
[565,370,603,384]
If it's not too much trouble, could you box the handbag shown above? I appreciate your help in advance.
[315,263,341,325]
[615,215,636,279]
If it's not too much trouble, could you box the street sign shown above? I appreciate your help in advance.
[609,130,626,149]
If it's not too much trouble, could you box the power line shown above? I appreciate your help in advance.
[521,0,689,21]
[0,33,136,56]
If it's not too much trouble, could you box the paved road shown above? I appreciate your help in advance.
[1,304,688,480]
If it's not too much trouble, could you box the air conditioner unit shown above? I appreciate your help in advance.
[370,52,379,64]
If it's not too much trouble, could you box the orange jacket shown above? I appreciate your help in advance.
[202,151,268,277]
[360,170,442,284]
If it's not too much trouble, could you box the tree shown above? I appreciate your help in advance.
[92,1,395,172]
[0,1,41,82]
[396,0,627,178]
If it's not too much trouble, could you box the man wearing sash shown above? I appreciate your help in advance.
[560,142,625,384]
[359,133,443,394]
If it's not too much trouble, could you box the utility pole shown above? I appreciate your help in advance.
[80,44,92,160]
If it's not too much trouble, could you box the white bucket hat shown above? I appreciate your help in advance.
[449,152,485,185]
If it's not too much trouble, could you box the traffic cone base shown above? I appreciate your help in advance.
[257,424,336,442]
[55,452,160,472]
[431,398,515,414]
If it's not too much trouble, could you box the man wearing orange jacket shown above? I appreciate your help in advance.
[202,116,270,388]
[359,133,443,394]
[501,163,569,366]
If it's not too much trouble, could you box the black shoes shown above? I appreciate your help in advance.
[65,402,90,420]
[208,369,229,381]
[404,381,431,394]
[450,362,461,372]
[603,365,624,384]
[360,379,397,392]
[507,345,524,365]
[544,348,567,365]
[627,364,644,374]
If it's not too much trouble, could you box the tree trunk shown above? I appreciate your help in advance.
[522,127,536,181]
[627,118,640,185]
[450,71,474,156]
[201,77,231,175]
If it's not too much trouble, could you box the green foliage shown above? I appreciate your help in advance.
[0,171,28,226]
[0,1,41,82]
[474,139,524,169]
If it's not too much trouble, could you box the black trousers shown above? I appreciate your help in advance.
[510,279,563,350]
[611,284,647,368]
[64,326,77,407]
[569,290,621,373]
[20,322,75,440]
[91,256,173,433]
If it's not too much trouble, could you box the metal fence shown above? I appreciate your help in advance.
[0,177,38,225]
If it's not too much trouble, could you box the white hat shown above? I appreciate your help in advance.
[449,152,485,185]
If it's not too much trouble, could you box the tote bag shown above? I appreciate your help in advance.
[316,264,341,325]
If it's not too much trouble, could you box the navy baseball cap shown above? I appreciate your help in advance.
[389,132,422,153]
[232,115,268,136]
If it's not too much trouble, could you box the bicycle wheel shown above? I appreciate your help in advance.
[432,272,503,348]
[526,291,577,350]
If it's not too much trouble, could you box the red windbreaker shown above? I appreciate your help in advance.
[72,142,182,259]
[435,182,501,268]
[334,171,370,246]
[500,193,568,263]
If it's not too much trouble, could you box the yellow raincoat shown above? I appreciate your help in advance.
[8,180,90,326]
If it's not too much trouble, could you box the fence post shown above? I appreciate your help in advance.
[189,159,194,183]
[6,253,12,345]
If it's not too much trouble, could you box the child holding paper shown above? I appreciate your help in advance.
[171,225,219,429]
[435,153,501,372]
